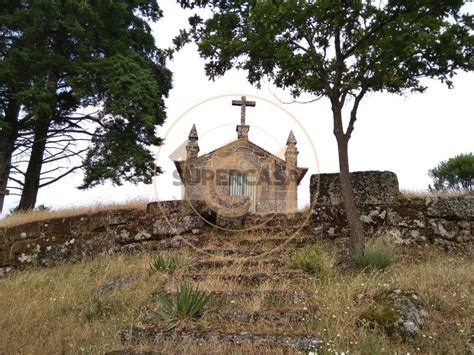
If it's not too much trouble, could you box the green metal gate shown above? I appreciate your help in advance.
[230,173,257,213]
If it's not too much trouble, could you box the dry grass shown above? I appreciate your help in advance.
[0,198,150,229]
[0,239,472,353]
[400,189,472,198]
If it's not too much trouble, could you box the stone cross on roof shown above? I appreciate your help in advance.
[232,96,256,139]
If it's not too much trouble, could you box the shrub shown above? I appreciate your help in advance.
[288,245,326,276]
[156,280,211,330]
[150,254,181,271]
[354,238,395,270]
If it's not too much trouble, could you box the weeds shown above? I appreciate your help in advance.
[156,280,211,330]
[288,245,326,276]
[150,254,181,271]
[83,298,115,321]
[354,238,395,270]
[429,295,445,312]
[359,333,384,355]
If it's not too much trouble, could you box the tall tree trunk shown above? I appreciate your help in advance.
[332,107,365,256]
[17,115,50,210]
[0,101,21,213]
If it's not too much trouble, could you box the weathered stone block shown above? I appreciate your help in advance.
[426,196,474,220]
[427,218,473,242]
[152,215,205,236]
[360,289,428,338]
[310,170,400,206]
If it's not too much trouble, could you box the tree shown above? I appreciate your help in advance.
[1,0,172,211]
[429,153,474,192]
[176,0,473,256]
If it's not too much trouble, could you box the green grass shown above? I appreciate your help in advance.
[354,238,396,270]
[288,244,327,276]
[83,297,115,322]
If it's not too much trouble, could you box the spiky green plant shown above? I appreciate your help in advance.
[150,254,181,272]
[354,238,396,270]
[156,280,211,330]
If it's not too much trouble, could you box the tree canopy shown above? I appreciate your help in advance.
[429,153,474,192]
[1,0,172,210]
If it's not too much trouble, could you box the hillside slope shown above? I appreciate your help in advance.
[0,229,472,353]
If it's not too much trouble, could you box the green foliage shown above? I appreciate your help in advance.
[150,254,182,272]
[353,239,396,270]
[1,0,172,202]
[156,280,211,330]
[288,245,326,276]
[178,1,473,97]
[429,295,445,312]
[429,153,474,192]
[83,298,115,322]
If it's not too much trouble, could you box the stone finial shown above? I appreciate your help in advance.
[287,130,297,145]
[186,124,199,159]
[285,130,298,167]
[188,124,198,141]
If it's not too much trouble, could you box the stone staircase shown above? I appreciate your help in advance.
[117,230,322,352]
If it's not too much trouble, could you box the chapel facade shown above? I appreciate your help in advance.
[174,97,307,215]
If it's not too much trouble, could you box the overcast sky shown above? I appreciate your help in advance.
[2,2,473,215]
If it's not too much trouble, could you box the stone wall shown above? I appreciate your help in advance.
[1,170,472,276]
[0,201,211,276]
[310,171,473,252]
[0,200,308,276]
[311,170,400,205]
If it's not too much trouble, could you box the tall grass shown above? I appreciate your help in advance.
[0,237,471,353]
[0,198,150,228]
[353,238,396,270]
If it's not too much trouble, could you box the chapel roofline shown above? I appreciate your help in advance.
[174,137,308,185]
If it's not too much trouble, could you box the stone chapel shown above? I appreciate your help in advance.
[174,97,307,215]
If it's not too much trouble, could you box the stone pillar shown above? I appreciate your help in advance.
[186,124,200,159]
[285,131,298,213]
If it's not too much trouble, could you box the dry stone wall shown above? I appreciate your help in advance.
[0,201,210,276]
[0,200,308,276]
[1,170,471,276]
[311,171,473,252]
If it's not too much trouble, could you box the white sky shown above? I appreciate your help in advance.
[2,2,473,215]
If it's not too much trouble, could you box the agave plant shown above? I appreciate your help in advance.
[150,254,181,271]
[156,280,211,330]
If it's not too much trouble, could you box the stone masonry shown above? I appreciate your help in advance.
[311,171,473,252]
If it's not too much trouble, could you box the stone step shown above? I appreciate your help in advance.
[183,270,312,285]
[198,248,266,257]
[235,235,316,247]
[151,289,312,307]
[188,258,285,270]
[140,306,314,325]
[118,327,321,352]
[205,308,314,324]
